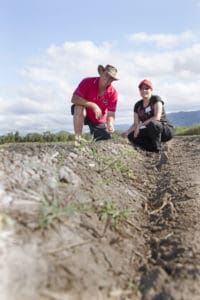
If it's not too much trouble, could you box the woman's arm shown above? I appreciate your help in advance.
[133,112,141,138]
[121,123,134,137]
[133,112,140,130]
[142,102,162,126]
[121,111,139,137]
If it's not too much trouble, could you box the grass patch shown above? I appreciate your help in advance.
[90,146,134,178]
[38,193,85,228]
[175,124,200,136]
[96,200,129,229]
[110,159,134,177]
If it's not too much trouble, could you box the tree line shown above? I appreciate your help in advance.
[1,126,199,144]
[0,130,124,144]
[0,131,79,144]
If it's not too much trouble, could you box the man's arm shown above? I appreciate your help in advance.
[106,111,115,133]
[71,94,93,108]
[71,94,102,119]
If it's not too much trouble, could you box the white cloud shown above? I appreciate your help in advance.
[130,43,200,77]
[0,97,11,113]
[0,113,71,135]
[128,31,197,49]
[1,35,200,135]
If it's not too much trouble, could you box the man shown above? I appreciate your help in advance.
[71,64,119,142]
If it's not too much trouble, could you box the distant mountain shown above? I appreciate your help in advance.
[167,110,200,127]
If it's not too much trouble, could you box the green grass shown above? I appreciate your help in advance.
[96,200,129,229]
[90,145,135,178]
[37,193,85,228]
[175,124,200,136]
[110,159,134,177]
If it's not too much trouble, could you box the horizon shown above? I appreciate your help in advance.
[1,109,200,136]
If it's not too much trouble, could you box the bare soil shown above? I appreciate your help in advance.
[0,136,200,300]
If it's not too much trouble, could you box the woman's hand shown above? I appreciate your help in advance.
[121,131,128,137]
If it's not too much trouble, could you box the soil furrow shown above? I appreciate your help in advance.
[140,137,200,300]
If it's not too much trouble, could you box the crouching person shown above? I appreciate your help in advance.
[71,64,119,142]
[125,79,174,152]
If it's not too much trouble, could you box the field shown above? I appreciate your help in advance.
[0,136,200,299]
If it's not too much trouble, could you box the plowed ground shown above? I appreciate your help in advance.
[0,136,200,300]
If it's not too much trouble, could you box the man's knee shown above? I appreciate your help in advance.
[71,104,86,117]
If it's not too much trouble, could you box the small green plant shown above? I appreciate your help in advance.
[91,148,113,164]
[0,213,15,230]
[128,281,140,295]
[38,193,84,228]
[111,159,133,177]
[91,149,134,178]
[97,200,129,228]
[121,147,138,158]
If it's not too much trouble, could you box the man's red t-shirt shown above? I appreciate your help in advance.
[73,77,118,124]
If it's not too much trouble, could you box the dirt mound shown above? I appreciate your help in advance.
[0,136,200,300]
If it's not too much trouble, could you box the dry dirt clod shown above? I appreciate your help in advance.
[149,192,176,216]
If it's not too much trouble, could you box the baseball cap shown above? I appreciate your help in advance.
[138,79,153,90]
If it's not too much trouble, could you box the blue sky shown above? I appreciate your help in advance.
[1,0,200,134]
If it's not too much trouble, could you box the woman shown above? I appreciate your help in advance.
[125,79,174,152]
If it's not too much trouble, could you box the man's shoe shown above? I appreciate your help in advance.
[74,136,88,146]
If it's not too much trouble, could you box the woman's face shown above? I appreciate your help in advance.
[139,85,152,99]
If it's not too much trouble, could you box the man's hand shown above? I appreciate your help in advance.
[106,112,115,133]
[92,103,102,120]
[107,123,114,133]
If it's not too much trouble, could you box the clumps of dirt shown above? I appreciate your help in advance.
[140,136,200,300]
[0,140,148,300]
[0,136,200,299]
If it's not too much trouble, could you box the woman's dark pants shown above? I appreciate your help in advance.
[128,121,174,152]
